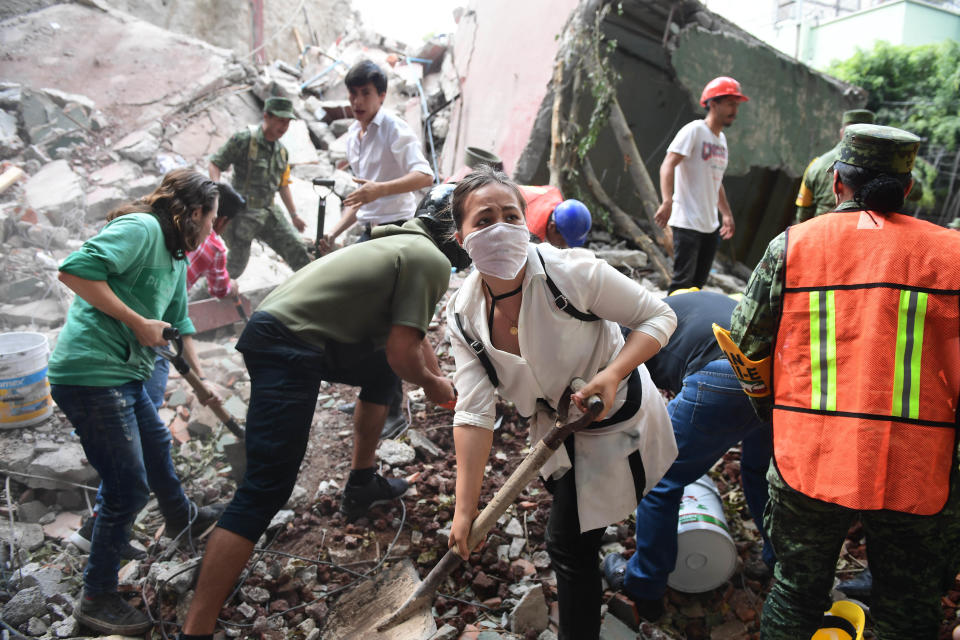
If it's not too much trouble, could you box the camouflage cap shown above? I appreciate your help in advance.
[264,96,295,119]
[841,109,875,126]
[838,124,921,175]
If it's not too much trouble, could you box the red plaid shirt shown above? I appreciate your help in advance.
[186,232,232,298]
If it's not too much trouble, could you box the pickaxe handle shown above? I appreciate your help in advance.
[378,378,602,630]
[158,328,245,439]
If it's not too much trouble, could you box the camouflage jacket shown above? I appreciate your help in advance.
[795,143,840,223]
[210,125,289,210]
[731,200,862,418]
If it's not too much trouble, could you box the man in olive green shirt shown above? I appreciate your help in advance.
[179,216,460,639]
[794,109,875,222]
[209,96,311,277]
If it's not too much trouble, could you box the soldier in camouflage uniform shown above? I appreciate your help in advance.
[209,97,311,278]
[794,109,875,223]
[727,124,960,639]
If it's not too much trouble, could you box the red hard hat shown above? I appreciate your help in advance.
[699,76,749,107]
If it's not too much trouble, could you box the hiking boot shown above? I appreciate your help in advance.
[339,473,408,522]
[69,515,147,561]
[75,589,152,635]
[165,501,225,542]
[837,567,872,604]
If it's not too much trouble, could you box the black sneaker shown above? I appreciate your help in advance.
[380,412,409,440]
[75,589,152,635]
[69,515,147,561]
[165,501,225,542]
[602,551,627,591]
[339,474,409,522]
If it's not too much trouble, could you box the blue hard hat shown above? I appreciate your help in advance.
[553,199,591,247]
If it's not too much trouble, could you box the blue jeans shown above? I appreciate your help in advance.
[88,356,170,517]
[624,359,773,599]
[51,381,190,594]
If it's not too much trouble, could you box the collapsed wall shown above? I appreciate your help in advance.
[443,0,865,267]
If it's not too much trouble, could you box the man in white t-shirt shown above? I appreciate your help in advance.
[322,60,435,246]
[654,76,748,293]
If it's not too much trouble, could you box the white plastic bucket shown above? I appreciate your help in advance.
[0,332,53,428]
[667,474,737,593]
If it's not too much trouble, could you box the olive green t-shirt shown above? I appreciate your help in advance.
[259,219,450,348]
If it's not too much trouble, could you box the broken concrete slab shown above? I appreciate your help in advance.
[0,585,47,627]
[23,159,84,224]
[114,129,160,165]
[0,296,67,329]
[508,583,549,635]
[88,160,143,188]
[279,119,320,166]
[0,520,45,552]
[84,185,126,222]
[25,442,99,490]
[377,440,416,466]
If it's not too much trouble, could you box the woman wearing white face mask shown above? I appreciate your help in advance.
[445,166,679,640]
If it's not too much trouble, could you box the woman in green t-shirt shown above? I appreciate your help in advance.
[49,170,221,636]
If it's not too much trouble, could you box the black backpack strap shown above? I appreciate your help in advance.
[454,312,500,387]
[536,248,600,321]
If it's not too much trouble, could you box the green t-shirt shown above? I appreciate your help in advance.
[260,219,450,348]
[48,213,196,386]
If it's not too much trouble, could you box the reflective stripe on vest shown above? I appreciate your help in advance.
[774,211,960,515]
[809,290,837,412]
[892,289,927,420]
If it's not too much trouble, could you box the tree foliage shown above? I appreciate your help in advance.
[828,40,960,151]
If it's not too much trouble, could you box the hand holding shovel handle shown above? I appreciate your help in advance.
[158,327,245,440]
[378,378,603,631]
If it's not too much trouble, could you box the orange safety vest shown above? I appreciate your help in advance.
[518,185,563,241]
[773,210,960,515]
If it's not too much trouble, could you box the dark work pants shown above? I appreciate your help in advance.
[544,439,610,640]
[669,226,719,293]
[219,312,396,542]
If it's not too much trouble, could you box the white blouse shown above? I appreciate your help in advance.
[446,243,679,531]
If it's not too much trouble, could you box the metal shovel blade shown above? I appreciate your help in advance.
[319,558,436,640]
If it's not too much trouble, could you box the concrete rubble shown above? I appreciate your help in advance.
[0,1,785,639]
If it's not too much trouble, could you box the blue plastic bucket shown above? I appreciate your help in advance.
[0,332,53,428]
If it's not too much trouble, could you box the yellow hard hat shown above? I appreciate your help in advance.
[668,287,700,296]
[811,600,865,640]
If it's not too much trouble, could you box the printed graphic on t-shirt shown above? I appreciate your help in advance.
[701,142,726,162]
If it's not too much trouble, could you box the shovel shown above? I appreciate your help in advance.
[376,377,603,631]
[157,327,245,440]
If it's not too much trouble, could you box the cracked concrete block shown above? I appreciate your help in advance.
[16,500,48,523]
[127,174,158,199]
[0,521,45,552]
[0,297,66,328]
[114,129,160,164]
[26,442,99,490]
[41,88,96,112]
[376,439,416,466]
[509,583,548,635]
[85,185,127,222]
[0,586,46,626]
[23,159,84,224]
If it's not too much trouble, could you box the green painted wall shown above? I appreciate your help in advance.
[807,1,960,69]
[670,26,861,177]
